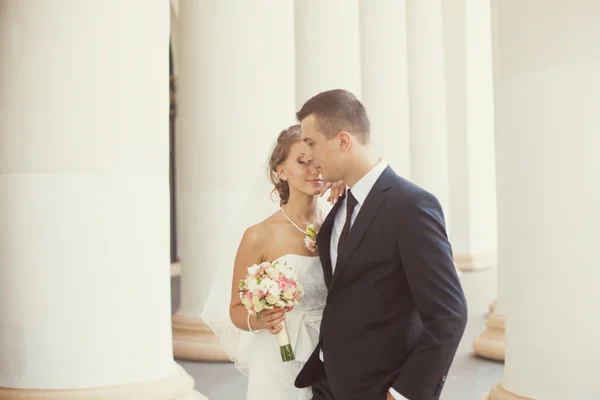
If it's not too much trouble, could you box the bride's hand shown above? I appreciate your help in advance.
[259,306,293,335]
[320,180,345,204]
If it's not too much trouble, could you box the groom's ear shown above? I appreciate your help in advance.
[338,131,352,153]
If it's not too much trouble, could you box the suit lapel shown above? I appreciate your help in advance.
[330,167,394,291]
[317,194,344,287]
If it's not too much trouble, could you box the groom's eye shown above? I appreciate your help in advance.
[304,138,315,147]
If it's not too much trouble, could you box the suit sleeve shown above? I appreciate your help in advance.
[391,191,468,400]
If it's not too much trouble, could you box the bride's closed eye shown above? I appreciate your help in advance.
[300,155,314,165]
[297,156,312,165]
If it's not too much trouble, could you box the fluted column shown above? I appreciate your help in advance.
[295,0,361,106]
[444,0,498,272]
[359,0,411,176]
[442,0,503,361]
[485,1,600,399]
[0,1,202,398]
[173,1,296,361]
[406,0,451,227]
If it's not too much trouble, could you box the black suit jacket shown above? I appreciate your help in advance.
[295,166,468,400]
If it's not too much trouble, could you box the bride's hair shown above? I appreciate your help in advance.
[268,124,302,206]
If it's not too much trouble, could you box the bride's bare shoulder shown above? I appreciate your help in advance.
[241,210,282,246]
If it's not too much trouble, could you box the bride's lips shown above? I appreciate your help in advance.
[309,179,323,185]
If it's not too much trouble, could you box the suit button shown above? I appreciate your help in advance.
[326,304,333,310]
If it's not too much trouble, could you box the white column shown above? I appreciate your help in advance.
[406,0,451,226]
[359,0,411,177]
[173,1,296,361]
[447,0,503,360]
[444,0,498,272]
[0,1,202,398]
[486,1,600,399]
[295,0,362,107]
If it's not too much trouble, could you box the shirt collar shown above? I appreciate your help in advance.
[347,158,388,205]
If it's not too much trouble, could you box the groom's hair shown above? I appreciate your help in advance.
[295,89,370,144]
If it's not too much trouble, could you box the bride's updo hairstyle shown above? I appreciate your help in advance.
[268,124,302,206]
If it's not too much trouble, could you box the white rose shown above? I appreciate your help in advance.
[258,277,274,291]
[266,266,280,280]
[282,288,294,300]
[241,297,252,309]
[280,265,298,280]
[247,264,260,277]
[252,297,266,313]
[265,294,278,305]
[246,278,259,291]
[304,236,313,248]
[268,286,281,298]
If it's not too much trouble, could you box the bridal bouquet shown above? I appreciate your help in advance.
[238,260,304,361]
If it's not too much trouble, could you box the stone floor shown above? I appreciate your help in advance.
[172,267,504,399]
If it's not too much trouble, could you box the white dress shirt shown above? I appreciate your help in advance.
[319,159,408,400]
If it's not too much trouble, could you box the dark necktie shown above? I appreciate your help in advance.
[338,189,358,253]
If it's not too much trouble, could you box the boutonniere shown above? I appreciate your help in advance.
[304,224,318,253]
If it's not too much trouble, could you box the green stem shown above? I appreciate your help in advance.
[280,344,295,362]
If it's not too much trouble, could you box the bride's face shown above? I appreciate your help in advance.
[278,141,323,196]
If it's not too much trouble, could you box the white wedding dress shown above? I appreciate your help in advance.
[201,252,327,400]
[244,254,326,400]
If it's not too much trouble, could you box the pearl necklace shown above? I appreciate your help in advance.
[280,207,310,234]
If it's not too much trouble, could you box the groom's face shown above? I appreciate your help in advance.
[300,115,342,182]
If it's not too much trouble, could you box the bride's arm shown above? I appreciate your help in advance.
[229,225,287,334]
[318,180,345,219]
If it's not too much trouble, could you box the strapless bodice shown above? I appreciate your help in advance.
[272,254,327,313]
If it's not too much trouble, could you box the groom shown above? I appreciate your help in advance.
[294,89,468,400]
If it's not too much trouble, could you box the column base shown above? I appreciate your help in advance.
[473,311,505,361]
[482,382,534,400]
[489,298,497,313]
[454,253,497,272]
[172,314,230,361]
[0,365,206,400]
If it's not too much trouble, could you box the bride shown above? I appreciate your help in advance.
[202,125,343,399]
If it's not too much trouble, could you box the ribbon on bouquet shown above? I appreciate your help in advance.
[285,309,322,363]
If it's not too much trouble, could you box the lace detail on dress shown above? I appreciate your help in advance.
[293,257,327,313]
